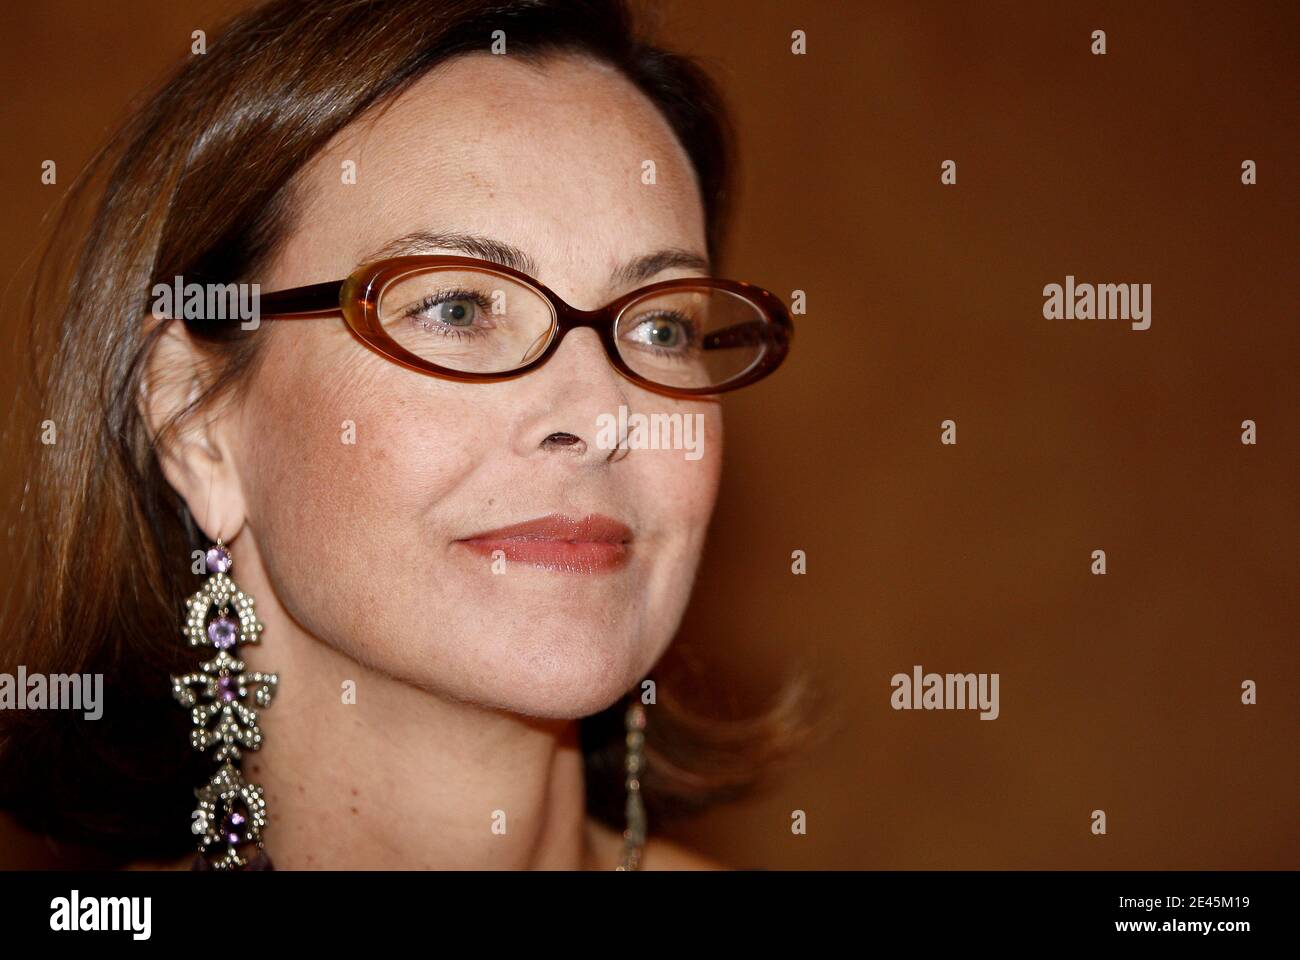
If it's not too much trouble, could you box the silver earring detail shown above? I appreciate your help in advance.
[618,698,647,870]
[171,540,279,870]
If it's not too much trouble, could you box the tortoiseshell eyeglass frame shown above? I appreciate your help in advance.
[252,255,793,399]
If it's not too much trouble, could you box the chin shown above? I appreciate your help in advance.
[455,619,664,719]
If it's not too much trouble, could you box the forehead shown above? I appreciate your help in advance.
[278,51,708,297]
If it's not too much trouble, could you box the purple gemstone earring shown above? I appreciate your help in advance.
[171,540,279,870]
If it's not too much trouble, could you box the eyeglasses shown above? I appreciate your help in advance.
[255,255,793,398]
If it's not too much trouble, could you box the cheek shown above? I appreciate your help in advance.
[658,400,720,484]
[652,407,722,536]
[617,407,722,676]
[625,404,723,588]
[243,344,468,524]
[235,335,490,643]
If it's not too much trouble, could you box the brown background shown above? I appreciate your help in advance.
[1,1,1296,869]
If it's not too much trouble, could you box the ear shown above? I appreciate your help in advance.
[137,321,248,543]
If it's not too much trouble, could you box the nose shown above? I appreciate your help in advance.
[509,326,633,464]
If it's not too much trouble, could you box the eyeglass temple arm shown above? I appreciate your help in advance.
[257,280,345,317]
[701,319,786,351]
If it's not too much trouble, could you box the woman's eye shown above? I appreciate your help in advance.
[629,313,692,350]
[427,297,477,327]
[398,290,495,335]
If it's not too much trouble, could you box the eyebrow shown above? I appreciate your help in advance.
[359,230,711,288]
[611,247,712,286]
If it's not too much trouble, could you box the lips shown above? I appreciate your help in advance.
[456,513,632,574]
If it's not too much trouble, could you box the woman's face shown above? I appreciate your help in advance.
[225,52,722,717]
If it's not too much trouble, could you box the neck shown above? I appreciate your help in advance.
[228,560,601,870]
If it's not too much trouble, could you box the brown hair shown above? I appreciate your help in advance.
[0,0,815,865]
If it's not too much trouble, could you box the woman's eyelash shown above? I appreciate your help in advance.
[402,288,493,317]
[402,289,494,334]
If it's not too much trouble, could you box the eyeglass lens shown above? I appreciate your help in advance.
[376,266,772,390]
